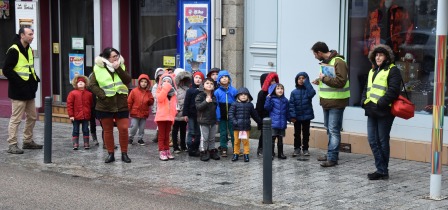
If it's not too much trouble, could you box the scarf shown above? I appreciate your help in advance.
[101,56,122,73]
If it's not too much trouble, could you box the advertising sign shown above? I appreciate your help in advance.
[15,1,38,49]
[0,0,10,19]
[181,2,210,75]
[69,54,84,83]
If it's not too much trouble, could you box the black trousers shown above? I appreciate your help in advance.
[172,121,187,150]
[293,120,310,151]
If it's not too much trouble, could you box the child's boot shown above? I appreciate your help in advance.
[232,154,239,161]
[83,136,90,149]
[272,137,276,160]
[277,137,287,159]
[72,136,79,150]
[210,149,221,160]
[221,148,228,157]
[244,154,250,162]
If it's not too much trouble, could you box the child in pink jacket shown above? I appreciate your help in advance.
[155,72,177,161]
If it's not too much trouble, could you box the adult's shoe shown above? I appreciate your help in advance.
[121,153,131,163]
[368,172,389,180]
[23,141,43,149]
[7,144,24,154]
[320,160,338,167]
[317,155,327,161]
[105,153,115,163]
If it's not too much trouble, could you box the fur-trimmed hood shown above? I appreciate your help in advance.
[71,75,89,89]
[262,72,279,92]
[368,44,395,69]
[154,67,165,81]
[175,70,192,87]
[94,55,125,68]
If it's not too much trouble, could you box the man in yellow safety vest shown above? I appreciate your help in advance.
[311,41,350,167]
[3,27,42,154]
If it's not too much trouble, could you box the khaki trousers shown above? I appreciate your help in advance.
[7,99,37,145]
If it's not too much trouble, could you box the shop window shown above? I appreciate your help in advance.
[130,0,178,79]
[348,0,447,115]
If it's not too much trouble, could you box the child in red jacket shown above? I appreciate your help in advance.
[127,74,154,145]
[67,75,93,150]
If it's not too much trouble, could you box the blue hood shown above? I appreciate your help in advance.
[268,83,283,96]
[295,72,311,87]
[217,70,232,87]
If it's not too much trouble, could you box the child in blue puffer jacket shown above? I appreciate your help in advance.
[264,83,289,160]
[289,72,316,158]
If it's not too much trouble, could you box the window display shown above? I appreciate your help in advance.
[348,0,446,115]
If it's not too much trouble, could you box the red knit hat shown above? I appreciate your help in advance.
[77,77,86,84]
[193,71,205,80]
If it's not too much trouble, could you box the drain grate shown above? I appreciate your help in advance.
[216,181,232,185]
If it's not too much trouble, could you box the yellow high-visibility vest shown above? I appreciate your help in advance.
[8,45,36,81]
[364,64,394,105]
[93,64,128,96]
[318,57,350,99]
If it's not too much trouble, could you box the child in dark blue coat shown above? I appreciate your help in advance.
[264,83,289,159]
[229,87,262,162]
[289,72,316,157]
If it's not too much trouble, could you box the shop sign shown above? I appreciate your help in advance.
[163,56,176,67]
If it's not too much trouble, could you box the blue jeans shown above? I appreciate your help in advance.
[72,120,89,137]
[323,108,345,161]
[367,115,395,175]
[187,117,200,150]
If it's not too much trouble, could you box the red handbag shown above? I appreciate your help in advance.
[391,80,415,120]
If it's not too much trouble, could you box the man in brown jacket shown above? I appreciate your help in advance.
[311,42,350,167]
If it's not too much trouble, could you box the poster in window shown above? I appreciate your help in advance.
[0,0,10,19]
[15,1,38,49]
[69,54,85,83]
[183,3,209,75]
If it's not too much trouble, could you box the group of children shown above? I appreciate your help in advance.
[66,67,316,163]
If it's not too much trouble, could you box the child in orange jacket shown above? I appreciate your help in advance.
[127,74,154,146]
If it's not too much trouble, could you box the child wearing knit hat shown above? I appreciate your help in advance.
[67,75,93,150]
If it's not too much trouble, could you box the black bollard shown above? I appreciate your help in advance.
[44,96,52,163]
[262,117,273,204]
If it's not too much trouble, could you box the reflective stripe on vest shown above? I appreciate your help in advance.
[318,57,350,99]
[8,45,36,81]
[93,64,128,96]
[364,64,394,105]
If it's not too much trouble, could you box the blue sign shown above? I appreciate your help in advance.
[68,53,84,83]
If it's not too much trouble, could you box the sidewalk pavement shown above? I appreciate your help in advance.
[1,117,448,209]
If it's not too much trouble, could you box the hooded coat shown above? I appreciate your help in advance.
[174,70,192,121]
[3,35,40,100]
[128,74,154,119]
[229,87,262,131]
[361,44,402,118]
[183,81,201,118]
[289,72,316,121]
[67,75,93,120]
[154,72,178,123]
[264,84,289,129]
[89,55,131,116]
[214,70,238,121]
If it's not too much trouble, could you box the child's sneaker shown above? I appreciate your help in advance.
[166,150,175,160]
[73,143,79,150]
[128,139,133,145]
[137,139,145,146]
[292,148,301,157]
[210,149,220,160]
[84,143,90,150]
[302,150,310,156]
[200,151,210,161]
[243,154,250,162]
[221,148,228,157]
[159,151,168,161]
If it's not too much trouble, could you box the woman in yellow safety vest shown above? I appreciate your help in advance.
[89,47,132,164]
[361,44,402,180]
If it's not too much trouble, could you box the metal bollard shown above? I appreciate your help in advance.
[44,96,52,163]
[262,117,273,204]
